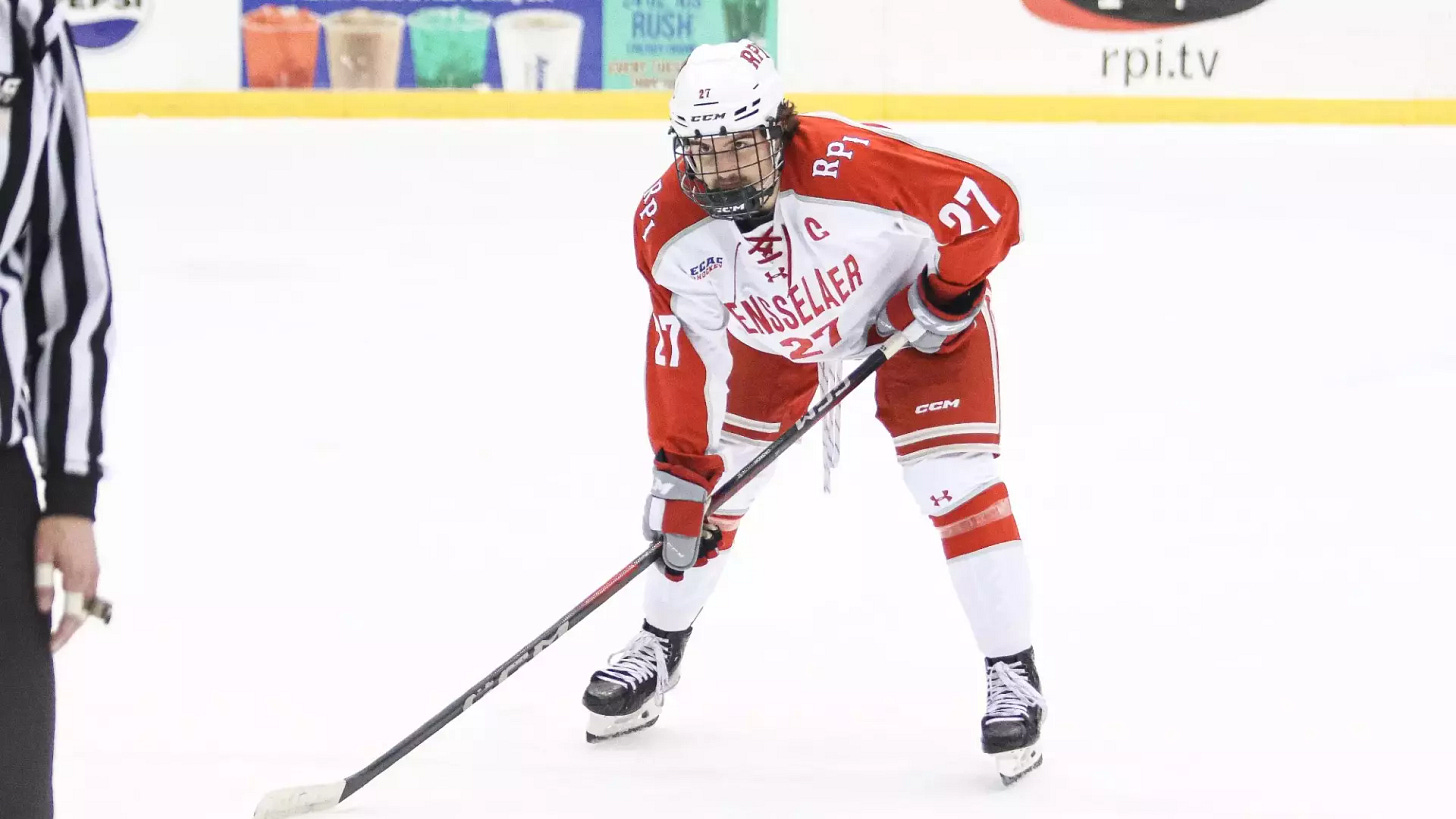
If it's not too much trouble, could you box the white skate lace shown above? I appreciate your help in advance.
[597,631,670,700]
[818,361,842,494]
[985,661,1047,724]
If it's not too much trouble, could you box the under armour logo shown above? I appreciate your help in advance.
[765,268,788,283]
[746,230,784,264]
[930,490,952,507]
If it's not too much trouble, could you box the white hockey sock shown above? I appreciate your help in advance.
[644,552,731,632]
[946,540,1033,659]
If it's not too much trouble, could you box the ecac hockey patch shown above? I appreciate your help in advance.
[689,256,723,280]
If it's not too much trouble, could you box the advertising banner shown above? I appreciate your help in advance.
[603,0,776,89]
[66,0,152,51]
[832,0,1456,100]
[1021,0,1272,90]
[62,0,1456,120]
[238,1,777,91]
[240,1,603,90]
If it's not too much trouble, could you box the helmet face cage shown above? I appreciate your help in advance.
[672,123,785,220]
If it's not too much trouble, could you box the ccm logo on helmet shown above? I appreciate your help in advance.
[690,113,727,122]
[915,400,961,414]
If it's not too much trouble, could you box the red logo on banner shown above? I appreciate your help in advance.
[1022,0,1270,31]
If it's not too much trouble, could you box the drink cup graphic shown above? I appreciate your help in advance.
[408,7,493,89]
[494,9,584,92]
[722,0,770,48]
[322,8,406,90]
[242,5,321,88]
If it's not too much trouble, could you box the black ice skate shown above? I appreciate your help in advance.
[582,621,692,743]
[982,647,1047,785]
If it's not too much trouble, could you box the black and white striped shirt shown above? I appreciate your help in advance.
[1,0,112,519]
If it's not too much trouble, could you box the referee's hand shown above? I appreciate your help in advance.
[34,515,101,653]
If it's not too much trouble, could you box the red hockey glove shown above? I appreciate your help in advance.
[643,465,721,582]
[875,270,985,355]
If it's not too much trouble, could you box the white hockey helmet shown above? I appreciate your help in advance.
[669,40,785,138]
[669,41,789,219]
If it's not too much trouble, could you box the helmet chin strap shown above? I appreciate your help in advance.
[736,187,779,226]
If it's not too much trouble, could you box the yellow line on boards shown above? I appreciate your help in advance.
[86,91,674,120]
[84,91,1456,125]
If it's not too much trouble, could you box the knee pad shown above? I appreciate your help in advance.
[901,451,1002,516]
[901,451,1021,560]
[711,435,779,516]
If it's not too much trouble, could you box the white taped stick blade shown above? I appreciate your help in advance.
[253,781,346,819]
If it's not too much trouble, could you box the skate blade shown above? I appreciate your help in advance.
[585,700,662,743]
[995,744,1043,786]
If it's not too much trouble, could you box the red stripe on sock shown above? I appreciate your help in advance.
[935,483,1021,560]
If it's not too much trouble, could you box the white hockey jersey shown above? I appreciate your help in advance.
[633,113,1021,489]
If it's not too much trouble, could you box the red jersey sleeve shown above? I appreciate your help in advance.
[634,171,729,491]
[784,115,1022,295]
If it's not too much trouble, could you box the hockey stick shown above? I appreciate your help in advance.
[252,333,911,819]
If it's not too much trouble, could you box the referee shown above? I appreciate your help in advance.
[1,3,115,817]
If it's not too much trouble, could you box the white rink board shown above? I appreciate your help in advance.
[75,0,1456,98]
[54,117,1456,817]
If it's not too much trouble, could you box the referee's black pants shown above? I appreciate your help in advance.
[0,446,54,818]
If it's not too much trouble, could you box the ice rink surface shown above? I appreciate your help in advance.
[51,116,1456,817]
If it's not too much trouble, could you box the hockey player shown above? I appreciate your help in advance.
[583,41,1046,784]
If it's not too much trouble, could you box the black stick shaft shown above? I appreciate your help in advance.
[337,335,908,804]
[340,543,660,800]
